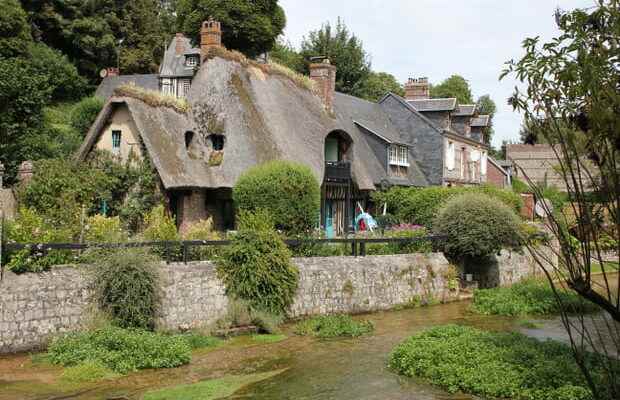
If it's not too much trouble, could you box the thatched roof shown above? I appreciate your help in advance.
[95,74,159,100]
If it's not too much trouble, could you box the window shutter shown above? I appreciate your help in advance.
[481,151,488,175]
[446,142,455,170]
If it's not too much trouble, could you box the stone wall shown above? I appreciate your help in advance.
[0,251,541,354]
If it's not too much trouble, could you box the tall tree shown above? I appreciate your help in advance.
[0,0,31,58]
[300,18,371,96]
[476,94,497,144]
[503,1,619,398]
[430,75,473,104]
[355,71,405,102]
[176,0,286,57]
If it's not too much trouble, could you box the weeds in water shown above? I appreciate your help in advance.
[294,315,373,338]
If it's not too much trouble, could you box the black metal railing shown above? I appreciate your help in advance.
[324,161,351,183]
[1,235,446,265]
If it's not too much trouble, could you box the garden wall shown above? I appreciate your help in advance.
[0,251,544,354]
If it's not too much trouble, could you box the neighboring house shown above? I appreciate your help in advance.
[486,157,510,189]
[82,19,493,234]
[506,144,567,191]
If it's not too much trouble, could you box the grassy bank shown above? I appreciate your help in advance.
[471,278,599,316]
[390,325,616,400]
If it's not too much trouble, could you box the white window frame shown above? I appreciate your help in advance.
[186,56,197,67]
[446,141,455,170]
[161,78,173,96]
[180,79,191,98]
[389,145,409,167]
[111,130,122,155]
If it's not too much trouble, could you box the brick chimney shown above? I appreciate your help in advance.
[18,161,33,185]
[405,77,429,100]
[309,60,337,113]
[175,33,186,55]
[200,18,222,60]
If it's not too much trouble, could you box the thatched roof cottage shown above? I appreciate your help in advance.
[79,19,491,234]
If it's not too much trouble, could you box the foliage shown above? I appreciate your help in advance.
[47,326,191,374]
[4,207,74,273]
[18,158,116,233]
[83,215,127,243]
[300,18,371,96]
[372,185,523,229]
[178,333,222,350]
[294,315,374,338]
[217,211,298,315]
[141,205,179,242]
[70,96,104,137]
[542,185,569,212]
[60,361,118,383]
[433,193,522,260]
[269,38,305,73]
[430,75,473,104]
[475,94,497,144]
[176,0,286,58]
[182,218,222,261]
[471,279,599,316]
[0,0,31,58]
[143,370,286,400]
[366,225,433,255]
[114,84,189,113]
[389,325,617,400]
[512,177,532,194]
[89,248,160,329]
[233,160,320,234]
[356,71,405,102]
[251,334,287,344]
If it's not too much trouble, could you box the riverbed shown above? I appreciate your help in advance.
[0,275,617,400]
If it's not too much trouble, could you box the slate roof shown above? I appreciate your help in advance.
[408,98,457,112]
[95,74,159,100]
[453,104,476,116]
[471,115,491,127]
[159,36,200,78]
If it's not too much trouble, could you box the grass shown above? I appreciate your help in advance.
[390,325,617,400]
[114,84,189,113]
[471,278,599,316]
[591,261,619,275]
[60,361,119,383]
[250,334,287,344]
[143,369,286,400]
[294,315,374,338]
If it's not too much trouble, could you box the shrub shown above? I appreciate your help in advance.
[471,278,599,316]
[512,176,532,193]
[182,218,222,261]
[5,207,74,273]
[89,248,160,329]
[542,185,569,211]
[294,315,374,338]
[47,326,191,374]
[433,193,522,260]
[372,186,523,228]
[83,215,127,243]
[69,96,104,136]
[217,211,298,315]
[389,325,616,400]
[233,160,320,234]
[216,299,284,334]
[141,205,179,242]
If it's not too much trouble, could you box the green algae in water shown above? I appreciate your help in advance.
[143,369,287,400]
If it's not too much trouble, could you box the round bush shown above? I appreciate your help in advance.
[217,211,298,315]
[90,248,160,329]
[433,193,522,260]
[233,160,320,234]
[70,96,104,136]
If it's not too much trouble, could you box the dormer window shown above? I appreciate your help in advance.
[186,56,198,67]
[209,134,225,151]
[388,144,409,167]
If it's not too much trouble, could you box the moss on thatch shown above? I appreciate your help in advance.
[205,47,315,91]
[208,151,224,166]
[114,84,189,113]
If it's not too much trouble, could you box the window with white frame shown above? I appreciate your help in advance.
[389,144,409,167]
[186,56,198,67]
[180,79,191,98]
[111,130,121,155]
[161,78,173,96]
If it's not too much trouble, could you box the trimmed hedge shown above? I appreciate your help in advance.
[390,325,616,400]
[233,160,320,234]
[372,185,523,228]
[433,193,522,259]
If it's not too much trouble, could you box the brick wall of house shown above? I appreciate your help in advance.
[486,160,507,188]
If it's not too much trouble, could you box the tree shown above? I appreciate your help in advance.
[176,0,286,57]
[0,0,31,58]
[476,94,497,144]
[269,38,304,73]
[355,71,405,102]
[502,1,619,398]
[430,74,473,104]
[300,18,371,96]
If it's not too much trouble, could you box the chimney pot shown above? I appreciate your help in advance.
[405,76,430,100]
[200,17,222,61]
[309,61,337,113]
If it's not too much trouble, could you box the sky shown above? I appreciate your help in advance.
[278,0,595,149]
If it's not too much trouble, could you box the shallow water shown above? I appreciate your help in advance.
[0,275,617,400]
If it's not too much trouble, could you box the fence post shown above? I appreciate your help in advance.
[351,239,357,257]
[359,241,366,257]
[165,242,170,264]
[182,242,188,264]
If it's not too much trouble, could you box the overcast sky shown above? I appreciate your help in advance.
[279,0,595,149]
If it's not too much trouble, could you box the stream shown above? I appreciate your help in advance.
[0,274,617,400]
